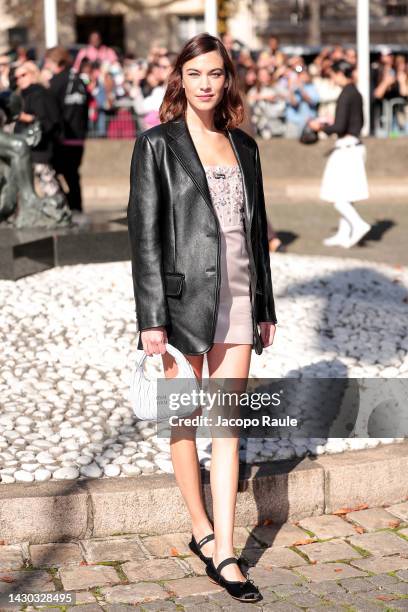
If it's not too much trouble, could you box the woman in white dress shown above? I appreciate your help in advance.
[309,60,371,248]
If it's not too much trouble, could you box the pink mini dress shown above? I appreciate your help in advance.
[203,165,253,345]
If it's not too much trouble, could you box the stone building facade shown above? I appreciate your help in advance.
[0,0,205,57]
[255,0,408,46]
[1,0,408,57]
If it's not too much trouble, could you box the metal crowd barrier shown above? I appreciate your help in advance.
[375,97,408,137]
[86,96,408,140]
[87,102,144,139]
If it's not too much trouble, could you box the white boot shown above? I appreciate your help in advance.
[332,201,371,248]
[343,220,371,248]
[322,217,351,247]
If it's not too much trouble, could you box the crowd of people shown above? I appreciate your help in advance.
[0,45,89,217]
[235,38,408,139]
[0,31,407,219]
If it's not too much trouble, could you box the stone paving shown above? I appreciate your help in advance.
[266,200,408,269]
[0,255,408,484]
[2,502,408,610]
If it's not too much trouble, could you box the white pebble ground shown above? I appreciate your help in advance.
[0,254,407,483]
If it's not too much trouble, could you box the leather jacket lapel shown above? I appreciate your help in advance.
[167,119,213,210]
[167,118,255,230]
[227,129,255,231]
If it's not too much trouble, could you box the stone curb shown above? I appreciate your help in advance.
[82,178,408,209]
[1,442,407,544]
[265,179,408,202]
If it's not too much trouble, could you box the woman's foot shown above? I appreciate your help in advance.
[191,524,215,559]
[343,220,371,248]
[322,233,350,247]
[206,556,262,602]
[213,551,246,582]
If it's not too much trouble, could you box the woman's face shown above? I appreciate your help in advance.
[15,66,36,90]
[245,68,256,86]
[147,65,162,86]
[238,49,252,67]
[91,67,100,80]
[182,50,227,113]
[345,48,356,65]
[395,55,407,72]
[257,68,271,86]
[381,53,394,67]
[256,52,270,69]
[81,63,92,76]
[158,57,172,82]
[321,58,332,78]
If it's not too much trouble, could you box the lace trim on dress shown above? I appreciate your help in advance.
[204,165,245,227]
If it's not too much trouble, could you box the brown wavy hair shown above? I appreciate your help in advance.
[159,32,244,130]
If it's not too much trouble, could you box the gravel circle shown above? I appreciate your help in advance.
[0,255,407,483]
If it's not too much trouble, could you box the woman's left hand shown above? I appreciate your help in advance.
[259,322,276,348]
[308,118,321,132]
[18,112,35,123]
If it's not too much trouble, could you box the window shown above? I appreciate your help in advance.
[75,15,124,53]
[385,0,408,16]
[178,16,205,45]
[8,27,28,47]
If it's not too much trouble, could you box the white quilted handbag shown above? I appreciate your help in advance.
[130,343,201,422]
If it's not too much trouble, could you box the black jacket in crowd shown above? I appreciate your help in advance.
[127,117,277,356]
[14,83,62,164]
[322,83,364,138]
[49,68,89,141]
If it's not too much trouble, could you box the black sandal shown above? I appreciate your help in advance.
[188,533,215,565]
[206,556,262,602]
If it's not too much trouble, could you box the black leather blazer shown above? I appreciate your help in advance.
[127,117,277,356]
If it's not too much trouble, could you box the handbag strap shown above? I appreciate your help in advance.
[165,342,187,363]
[135,343,196,379]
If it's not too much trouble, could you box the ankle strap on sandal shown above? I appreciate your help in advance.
[197,533,214,549]
[216,557,238,574]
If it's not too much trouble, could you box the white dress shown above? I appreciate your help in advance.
[320,135,369,203]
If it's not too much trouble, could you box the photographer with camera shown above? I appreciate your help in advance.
[284,59,320,138]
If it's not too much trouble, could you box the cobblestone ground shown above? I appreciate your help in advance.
[1,255,407,485]
[1,503,408,611]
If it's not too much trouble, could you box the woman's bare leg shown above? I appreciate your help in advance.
[207,343,252,581]
[163,352,214,557]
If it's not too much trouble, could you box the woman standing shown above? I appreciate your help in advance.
[14,61,67,203]
[236,67,285,252]
[127,33,277,602]
[247,67,286,139]
[309,60,371,248]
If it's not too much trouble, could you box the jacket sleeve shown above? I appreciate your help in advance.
[32,90,61,137]
[127,134,170,331]
[321,89,348,136]
[254,143,278,324]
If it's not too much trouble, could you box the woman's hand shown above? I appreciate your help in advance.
[308,118,322,132]
[259,322,276,348]
[18,112,35,123]
[140,326,168,356]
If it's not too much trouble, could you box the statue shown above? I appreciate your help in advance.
[0,91,72,229]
